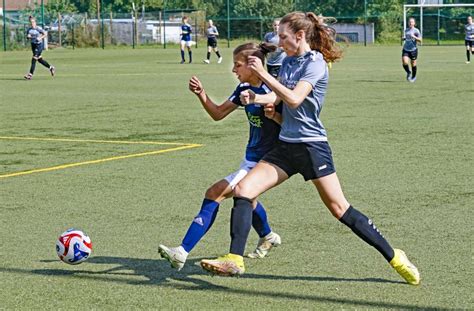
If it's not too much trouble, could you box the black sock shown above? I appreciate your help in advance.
[402,64,411,74]
[467,50,471,62]
[229,197,253,256]
[38,58,51,68]
[339,206,395,262]
[206,52,211,60]
[29,58,37,74]
[216,51,221,58]
[411,66,417,78]
[188,51,192,63]
[180,50,185,61]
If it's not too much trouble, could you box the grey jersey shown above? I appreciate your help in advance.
[263,32,286,66]
[403,27,421,51]
[27,26,45,44]
[465,23,474,41]
[278,51,328,143]
[206,26,218,38]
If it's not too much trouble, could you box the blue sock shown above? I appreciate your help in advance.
[181,199,219,253]
[252,202,272,238]
[180,50,185,61]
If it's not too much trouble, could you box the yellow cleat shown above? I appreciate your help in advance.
[390,249,420,285]
[200,253,245,277]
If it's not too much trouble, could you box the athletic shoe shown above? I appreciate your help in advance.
[180,60,185,64]
[200,253,245,277]
[203,59,210,64]
[158,244,187,271]
[247,231,281,259]
[390,249,420,285]
[49,66,55,76]
[409,77,417,83]
[406,72,411,81]
[466,61,471,64]
[24,73,33,80]
[217,57,223,64]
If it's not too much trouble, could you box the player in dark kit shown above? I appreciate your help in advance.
[203,20,223,64]
[158,42,283,270]
[464,16,474,64]
[180,16,193,64]
[402,18,422,83]
[24,16,55,80]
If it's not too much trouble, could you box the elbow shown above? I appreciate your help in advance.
[211,114,224,121]
[286,97,302,108]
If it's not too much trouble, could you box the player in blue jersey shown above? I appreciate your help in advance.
[158,42,283,270]
[203,20,223,64]
[464,16,474,64]
[180,16,193,64]
[402,18,422,82]
[200,12,421,286]
[263,18,286,78]
[24,16,55,80]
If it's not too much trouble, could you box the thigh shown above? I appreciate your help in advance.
[234,161,288,200]
[402,55,410,64]
[205,179,233,202]
[180,40,186,49]
[312,173,350,219]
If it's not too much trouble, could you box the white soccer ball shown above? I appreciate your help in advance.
[56,228,92,265]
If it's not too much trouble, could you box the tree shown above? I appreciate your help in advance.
[46,0,77,46]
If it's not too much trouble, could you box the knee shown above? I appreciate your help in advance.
[234,183,252,199]
[204,186,220,200]
[327,202,350,219]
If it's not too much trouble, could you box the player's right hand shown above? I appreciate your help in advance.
[189,76,204,95]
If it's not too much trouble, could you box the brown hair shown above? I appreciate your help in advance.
[280,12,342,63]
[233,42,277,65]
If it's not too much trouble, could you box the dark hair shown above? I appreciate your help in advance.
[29,15,36,21]
[280,12,342,63]
[233,42,277,65]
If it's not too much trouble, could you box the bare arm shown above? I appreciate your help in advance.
[189,76,238,121]
[247,56,313,109]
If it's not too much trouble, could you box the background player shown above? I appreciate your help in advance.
[263,18,287,78]
[200,12,421,286]
[402,17,422,83]
[464,15,474,64]
[24,16,55,80]
[180,16,193,64]
[158,42,283,270]
[203,20,223,64]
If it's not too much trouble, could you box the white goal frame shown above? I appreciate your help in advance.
[403,2,474,41]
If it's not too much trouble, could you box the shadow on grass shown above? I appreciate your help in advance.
[0,256,450,310]
[354,79,401,83]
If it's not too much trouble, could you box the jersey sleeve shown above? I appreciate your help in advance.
[228,85,244,106]
[38,27,45,34]
[299,57,326,87]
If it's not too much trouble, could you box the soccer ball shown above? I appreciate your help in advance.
[56,228,92,265]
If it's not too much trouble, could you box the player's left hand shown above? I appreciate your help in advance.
[264,103,276,119]
[247,56,265,75]
[240,89,256,105]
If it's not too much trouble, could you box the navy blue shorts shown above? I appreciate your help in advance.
[465,40,473,48]
[207,37,217,48]
[402,49,418,60]
[266,64,281,78]
[261,140,336,181]
[31,42,43,58]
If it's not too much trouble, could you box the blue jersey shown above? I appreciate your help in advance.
[229,83,282,162]
[181,24,192,41]
[465,23,474,41]
[27,26,45,44]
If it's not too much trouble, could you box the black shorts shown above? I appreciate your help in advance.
[207,37,217,48]
[31,42,43,58]
[266,64,281,78]
[465,40,473,48]
[402,49,418,60]
[262,140,336,181]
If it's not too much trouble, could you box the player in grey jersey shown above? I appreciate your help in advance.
[200,11,420,286]
[203,20,223,64]
[24,16,55,80]
[464,16,474,64]
[263,18,286,78]
[402,18,422,83]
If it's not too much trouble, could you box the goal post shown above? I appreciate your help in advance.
[403,2,474,45]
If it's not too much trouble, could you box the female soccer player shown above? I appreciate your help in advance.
[200,12,421,286]
[203,20,223,64]
[402,18,422,82]
[263,18,286,78]
[24,16,55,80]
[464,15,474,64]
[180,16,193,64]
[158,42,283,270]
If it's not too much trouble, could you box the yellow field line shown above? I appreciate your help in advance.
[0,136,188,146]
[0,144,202,179]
